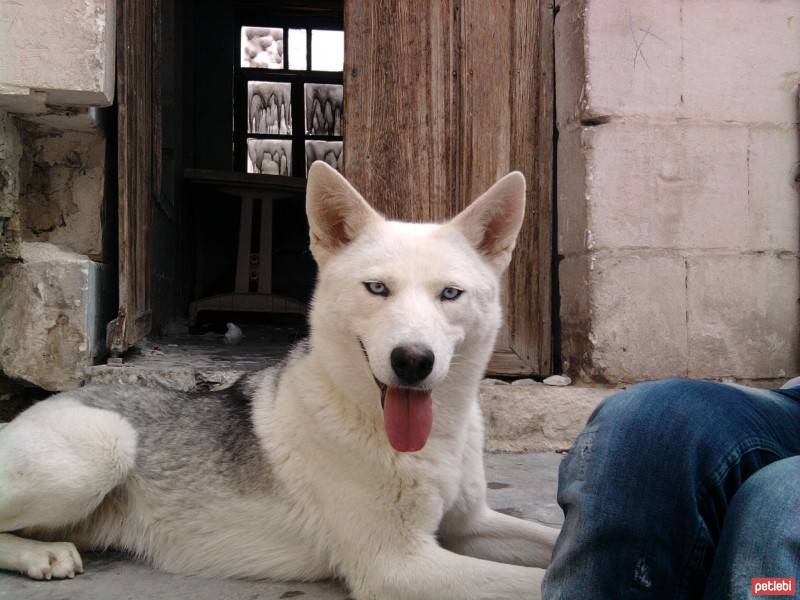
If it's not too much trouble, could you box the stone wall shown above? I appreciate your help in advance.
[0,242,112,390]
[556,0,800,383]
[18,122,106,260]
[0,112,112,390]
[0,110,22,261]
[0,0,115,391]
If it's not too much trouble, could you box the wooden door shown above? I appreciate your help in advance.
[108,0,162,354]
[343,0,554,375]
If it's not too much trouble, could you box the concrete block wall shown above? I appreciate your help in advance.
[556,0,800,383]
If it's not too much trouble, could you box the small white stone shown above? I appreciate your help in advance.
[481,378,509,386]
[511,378,539,386]
[224,322,244,345]
[543,375,572,387]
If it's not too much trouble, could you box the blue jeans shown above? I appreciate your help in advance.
[542,379,800,599]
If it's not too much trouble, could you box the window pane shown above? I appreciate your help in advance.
[306,140,343,174]
[241,27,283,69]
[311,30,344,71]
[304,83,343,135]
[248,82,291,134]
[247,139,292,176]
[288,28,307,70]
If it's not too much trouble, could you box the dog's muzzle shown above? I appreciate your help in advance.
[356,338,434,453]
[358,338,388,408]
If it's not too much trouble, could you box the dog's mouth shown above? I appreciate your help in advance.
[358,340,434,453]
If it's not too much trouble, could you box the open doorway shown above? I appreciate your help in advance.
[108,0,344,381]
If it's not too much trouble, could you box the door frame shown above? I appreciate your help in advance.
[108,0,161,355]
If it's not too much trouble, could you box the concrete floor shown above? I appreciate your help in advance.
[0,453,564,600]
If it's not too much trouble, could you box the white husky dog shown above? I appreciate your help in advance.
[0,162,558,599]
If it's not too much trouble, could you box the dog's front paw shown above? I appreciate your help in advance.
[18,541,84,580]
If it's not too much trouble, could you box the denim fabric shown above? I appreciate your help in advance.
[542,379,800,599]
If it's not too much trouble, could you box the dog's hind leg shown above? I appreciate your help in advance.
[0,397,137,579]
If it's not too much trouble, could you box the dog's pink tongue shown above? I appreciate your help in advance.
[383,387,433,452]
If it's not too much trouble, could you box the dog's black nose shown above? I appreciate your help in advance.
[391,344,435,385]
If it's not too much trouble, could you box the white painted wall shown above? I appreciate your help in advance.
[556,0,800,383]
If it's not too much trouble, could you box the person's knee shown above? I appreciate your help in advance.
[726,456,800,533]
[587,378,755,457]
[560,380,703,483]
[590,378,711,431]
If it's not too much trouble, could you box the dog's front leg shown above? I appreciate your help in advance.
[347,537,544,600]
[440,507,560,568]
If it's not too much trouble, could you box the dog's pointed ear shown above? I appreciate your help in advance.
[306,161,383,265]
[449,171,526,271]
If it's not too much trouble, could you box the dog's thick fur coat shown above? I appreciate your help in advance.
[0,163,558,599]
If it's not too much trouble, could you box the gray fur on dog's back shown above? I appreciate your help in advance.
[73,373,274,493]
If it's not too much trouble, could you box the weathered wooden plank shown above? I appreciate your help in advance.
[454,1,516,360]
[506,0,554,374]
[343,0,456,222]
[454,0,513,212]
[344,0,554,375]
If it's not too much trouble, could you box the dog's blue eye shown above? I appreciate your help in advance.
[364,281,389,297]
[440,287,463,301]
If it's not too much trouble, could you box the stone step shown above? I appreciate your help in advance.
[480,381,614,452]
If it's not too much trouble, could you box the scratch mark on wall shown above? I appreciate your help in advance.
[629,13,668,70]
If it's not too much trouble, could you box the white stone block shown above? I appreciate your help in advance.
[0,242,110,390]
[0,0,115,108]
[747,126,800,252]
[584,0,683,119]
[682,0,800,124]
[590,254,689,381]
[687,254,799,380]
[586,122,750,250]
